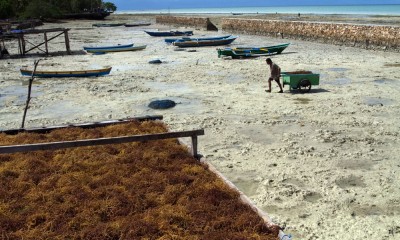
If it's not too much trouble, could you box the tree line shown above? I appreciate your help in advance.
[0,0,117,19]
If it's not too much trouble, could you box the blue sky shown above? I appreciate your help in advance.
[112,0,399,10]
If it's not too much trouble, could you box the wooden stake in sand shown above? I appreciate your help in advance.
[21,59,40,129]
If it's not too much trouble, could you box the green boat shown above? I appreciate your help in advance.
[217,43,290,58]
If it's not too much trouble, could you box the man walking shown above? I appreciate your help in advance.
[265,58,283,93]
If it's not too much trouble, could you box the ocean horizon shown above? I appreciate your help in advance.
[116,4,400,16]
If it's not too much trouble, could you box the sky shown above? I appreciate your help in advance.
[111,0,400,11]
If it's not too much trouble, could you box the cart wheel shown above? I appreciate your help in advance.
[298,79,311,93]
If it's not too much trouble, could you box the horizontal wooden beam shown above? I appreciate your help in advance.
[0,129,204,154]
[0,116,163,135]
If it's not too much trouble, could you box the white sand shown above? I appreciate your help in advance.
[1,16,400,239]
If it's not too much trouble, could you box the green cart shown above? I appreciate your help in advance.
[281,71,320,93]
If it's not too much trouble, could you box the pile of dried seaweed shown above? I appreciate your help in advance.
[0,121,279,239]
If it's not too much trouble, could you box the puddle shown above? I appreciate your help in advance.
[373,79,399,85]
[227,75,243,84]
[327,67,349,72]
[237,125,276,144]
[112,65,149,72]
[364,97,394,106]
[324,77,352,85]
[144,81,193,94]
[0,85,42,108]
[293,97,311,104]
[336,175,367,189]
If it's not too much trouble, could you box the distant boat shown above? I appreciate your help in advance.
[124,22,151,27]
[173,36,237,48]
[217,43,290,58]
[20,67,112,78]
[144,30,193,37]
[86,45,147,54]
[165,35,231,44]
[92,23,125,27]
[83,43,134,51]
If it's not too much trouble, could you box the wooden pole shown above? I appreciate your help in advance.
[21,60,41,129]
[44,32,48,55]
[64,30,71,54]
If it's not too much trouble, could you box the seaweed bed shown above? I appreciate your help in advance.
[0,120,279,239]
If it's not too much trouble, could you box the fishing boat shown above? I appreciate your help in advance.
[217,43,290,58]
[86,45,147,54]
[124,22,151,27]
[172,36,237,48]
[92,23,125,27]
[165,35,231,44]
[83,43,134,51]
[144,30,193,37]
[20,67,112,78]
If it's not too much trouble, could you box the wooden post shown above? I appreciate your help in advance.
[191,135,198,158]
[21,60,40,129]
[64,30,71,54]
[44,32,48,55]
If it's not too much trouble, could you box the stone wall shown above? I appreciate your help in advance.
[221,18,399,51]
[156,16,218,31]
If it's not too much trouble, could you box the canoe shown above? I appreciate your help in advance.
[172,36,237,48]
[92,23,125,27]
[217,43,290,58]
[86,45,147,53]
[20,67,112,78]
[125,23,151,27]
[83,43,134,51]
[144,30,193,37]
[165,35,231,44]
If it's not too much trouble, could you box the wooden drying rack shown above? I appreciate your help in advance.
[0,115,205,158]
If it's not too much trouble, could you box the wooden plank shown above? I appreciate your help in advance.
[0,116,163,135]
[24,31,64,54]
[64,30,71,54]
[0,129,204,154]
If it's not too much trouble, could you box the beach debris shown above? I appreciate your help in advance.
[148,99,176,109]
[187,49,197,52]
[149,59,162,64]
[174,48,186,51]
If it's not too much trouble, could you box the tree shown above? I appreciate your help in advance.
[21,0,61,19]
[103,2,116,12]
[0,0,15,19]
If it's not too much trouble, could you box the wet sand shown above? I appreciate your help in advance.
[1,14,400,239]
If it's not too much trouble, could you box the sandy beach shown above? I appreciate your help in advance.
[1,13,400,239]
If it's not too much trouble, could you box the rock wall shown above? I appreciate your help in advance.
[221,18,400,51]
[156,16,218,31]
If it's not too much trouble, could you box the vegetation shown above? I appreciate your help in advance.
[0,121,279,239]
[0,0,116,19]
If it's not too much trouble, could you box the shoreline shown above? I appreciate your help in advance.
[1,14,400,240]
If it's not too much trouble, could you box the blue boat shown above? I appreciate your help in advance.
[173,36,238,48]
[165,35,231,44]
[83,43,134,51]
[20,67,112,78]
[144,30,193,37]
[86,45,147,54]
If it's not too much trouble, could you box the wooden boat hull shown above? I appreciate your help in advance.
[86,45,146,53]
[165,35,231,44]
[217,43,290,58]
[83,43,134,51]
[125,23,151,27]
[173,36,237,48]
[92,23,125,27]
[144,30,193,37]
[20,67,112,78]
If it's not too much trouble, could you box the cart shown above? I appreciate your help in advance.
[281,71,320,93]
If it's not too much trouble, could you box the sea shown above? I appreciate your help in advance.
[116,4,400,16]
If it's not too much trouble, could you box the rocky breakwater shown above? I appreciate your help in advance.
[156,15,218,31]
[221,18,400,51]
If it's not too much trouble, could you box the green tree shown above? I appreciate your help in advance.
[21,0,61,19]
[0,0,15,19]
[103,2,116,12]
